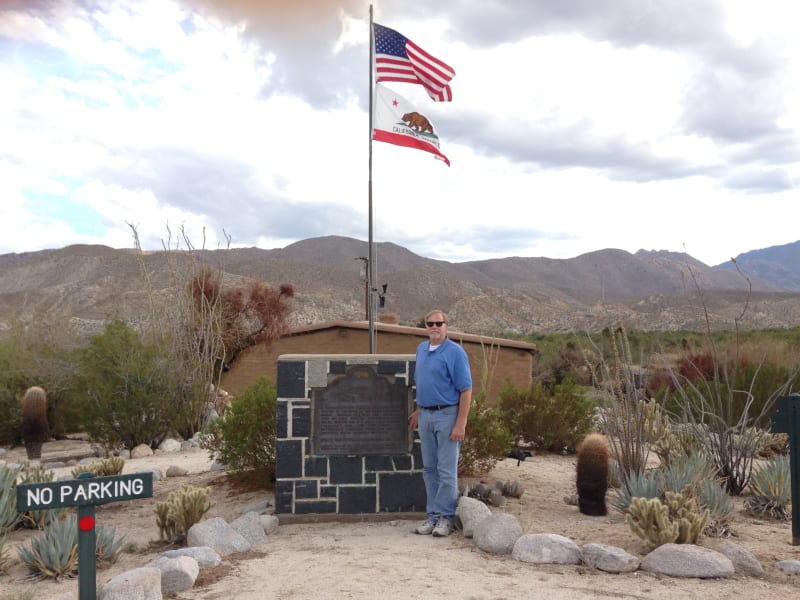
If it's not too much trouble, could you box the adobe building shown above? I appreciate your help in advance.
[221,320,537,403]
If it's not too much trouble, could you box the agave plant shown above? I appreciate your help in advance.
[660,452,717,494]
[744,456,791,520]
[0,533,10,574]
[612,468,661,514]
[696,478,735,537]
[18,513,79,581]
[18,461,65,530]
[95,524,126,566]
[0,464,23,533]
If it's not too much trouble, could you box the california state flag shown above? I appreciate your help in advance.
[372,84,450,167]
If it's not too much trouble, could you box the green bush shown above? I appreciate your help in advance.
[497,379,596,452]
[71,319,188,450]
[0,341,25,445]
[458,392,514,476]
[201,376,277,482]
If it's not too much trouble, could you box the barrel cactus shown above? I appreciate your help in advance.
[21,386,49,460]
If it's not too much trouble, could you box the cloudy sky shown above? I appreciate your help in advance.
[1,0,799,267]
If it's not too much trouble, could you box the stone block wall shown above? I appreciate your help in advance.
[275,354,426,519]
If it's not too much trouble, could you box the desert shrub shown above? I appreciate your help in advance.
[0,320,86,441]
[71,319,188,451]
[154,485,212,544]
[546,348,593,386]
[744,456,791,520]
[458,392,514,476]
[497,379,596,453]
[200,375,277,481]
[651,422,706,468]
[0,342,25,445]
[663,356,796,494]
[590,329,657,487]
[755,431,789,458]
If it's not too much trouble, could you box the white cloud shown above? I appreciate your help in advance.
[0,0,798,268]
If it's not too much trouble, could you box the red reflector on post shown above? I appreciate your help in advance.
[79,515,95,531]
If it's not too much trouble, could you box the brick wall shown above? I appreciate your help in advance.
[222,323,535,403]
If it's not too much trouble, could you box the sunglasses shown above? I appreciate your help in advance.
[426,321,445,327]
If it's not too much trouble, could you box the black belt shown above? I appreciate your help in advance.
[419,404,455,411]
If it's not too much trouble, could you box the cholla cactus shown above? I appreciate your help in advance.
[21,386,49,459]
[626,487,709,550]
[71,456,125,478]
[662,488,709,545]
[626,496,679,550]
[155,485,212,544]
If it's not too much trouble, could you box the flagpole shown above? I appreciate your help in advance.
[368,3,377,353]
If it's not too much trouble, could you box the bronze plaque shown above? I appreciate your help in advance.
[313,365,410,455]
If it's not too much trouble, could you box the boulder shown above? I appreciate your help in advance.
[152,555,199,594]
[99,566,161,600]
[641,544,734,579]
[187,517,251,556]
[472,513,522,555]
[512,533,580,565]
[581,543,640,573]
[456,496,491,538]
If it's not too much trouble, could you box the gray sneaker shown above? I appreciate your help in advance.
[415,518,437,535]
[432,517,452,537]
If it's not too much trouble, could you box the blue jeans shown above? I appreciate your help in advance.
[418,405,460,520]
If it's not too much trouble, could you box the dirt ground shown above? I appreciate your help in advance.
[1,439,799,600]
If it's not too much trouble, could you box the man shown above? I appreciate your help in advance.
[409,309,472,537]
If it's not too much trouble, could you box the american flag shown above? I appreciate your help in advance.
[373,23,455,102]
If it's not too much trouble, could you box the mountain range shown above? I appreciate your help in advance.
[1,236,799,338]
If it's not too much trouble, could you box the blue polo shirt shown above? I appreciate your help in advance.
[414,337,472,407]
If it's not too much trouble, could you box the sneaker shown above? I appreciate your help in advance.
[415,518,437,535]
[432,517,452,537]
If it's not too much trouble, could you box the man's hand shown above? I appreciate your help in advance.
[450,420,466,441]
[408,408,419,430]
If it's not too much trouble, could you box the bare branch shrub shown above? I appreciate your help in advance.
[657,259,797,495]
[589,327,659,490]
[129,224,294,439]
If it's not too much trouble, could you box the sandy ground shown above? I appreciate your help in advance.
[1,440,799,600]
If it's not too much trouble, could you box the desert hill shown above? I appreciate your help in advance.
[1,236,799,338]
